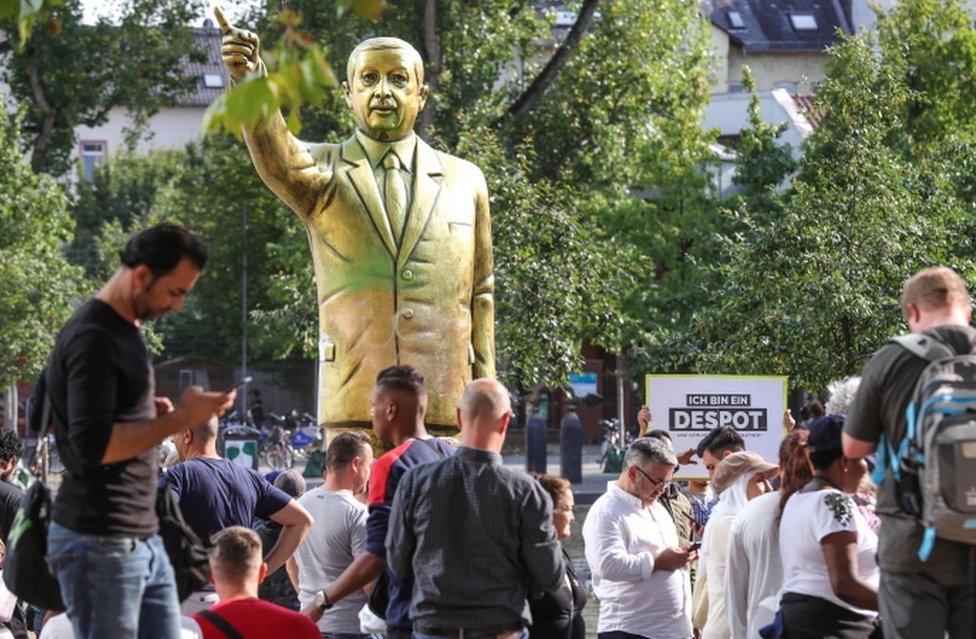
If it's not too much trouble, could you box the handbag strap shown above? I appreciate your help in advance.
[198,609,246,639]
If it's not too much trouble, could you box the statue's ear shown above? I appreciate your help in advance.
[341,80,352,106]
[418,83,430,110]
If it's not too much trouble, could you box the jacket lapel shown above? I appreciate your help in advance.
[341,136,397,258]
[397,138,443,269]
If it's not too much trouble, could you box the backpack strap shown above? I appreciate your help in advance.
[197,609,246,639]
[889,334,954,362]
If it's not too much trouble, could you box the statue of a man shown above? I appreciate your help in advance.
[217,12,495,433]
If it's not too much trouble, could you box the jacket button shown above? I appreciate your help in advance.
[402,269,414,281]
[401,308,414,319]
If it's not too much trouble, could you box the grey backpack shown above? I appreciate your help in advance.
[888,334,976,560]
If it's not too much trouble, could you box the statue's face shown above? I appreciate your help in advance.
[343,47,428,142]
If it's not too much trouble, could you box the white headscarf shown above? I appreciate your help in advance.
[702,471,756,563]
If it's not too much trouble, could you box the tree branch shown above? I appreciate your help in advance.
[27,62,56,173]
[416,0,440,140]
[503,0,601,123]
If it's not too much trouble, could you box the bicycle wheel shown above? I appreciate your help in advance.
[264,445,294,470]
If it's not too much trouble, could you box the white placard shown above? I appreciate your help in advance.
[646,375,787,479]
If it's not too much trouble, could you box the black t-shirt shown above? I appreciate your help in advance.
[47,299,158,537]
[528,550,586,639]
[845,324,976,583]
[0,480,23,543]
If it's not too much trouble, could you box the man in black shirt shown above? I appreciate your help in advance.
[387,378,565,637]
[844,267,975,639]
[45,223,235,639]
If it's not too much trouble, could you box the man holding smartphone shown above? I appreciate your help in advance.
[45,223,237,639]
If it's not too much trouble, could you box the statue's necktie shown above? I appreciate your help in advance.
[383,152,407,244]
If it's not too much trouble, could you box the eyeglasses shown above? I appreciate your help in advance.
[634,465,671,491]
[553,504,574,513]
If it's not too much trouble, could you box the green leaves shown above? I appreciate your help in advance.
[203,15,337,137]
[0,103,87,387]
[668,26,976,392]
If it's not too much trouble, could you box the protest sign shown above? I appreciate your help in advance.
[646,375,787,479]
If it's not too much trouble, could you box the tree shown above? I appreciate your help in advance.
[1,0,204,174]
[68,149,187,278]
[672,33,976,392]
[0,103,88,390]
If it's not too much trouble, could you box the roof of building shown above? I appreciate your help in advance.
[177,26,231,107]
[708,0,853,52]
[791,93,822,127]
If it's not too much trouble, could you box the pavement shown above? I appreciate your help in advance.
[498,442,615,505]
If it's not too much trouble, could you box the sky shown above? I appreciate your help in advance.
[80,0,259,27]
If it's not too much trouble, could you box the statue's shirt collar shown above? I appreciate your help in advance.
[355,129,416,173]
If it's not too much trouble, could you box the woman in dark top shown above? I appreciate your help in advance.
[528,474,586,639]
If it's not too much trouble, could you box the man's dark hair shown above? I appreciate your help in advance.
[696,426,745,458]
[808,400,824,420]
[0,428,22,463]
[119,222,208,276]
[273,470,306,498]
[375,365,426,397]
[326,431,371,470]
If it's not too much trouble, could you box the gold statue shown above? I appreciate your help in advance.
[217,10,495,432]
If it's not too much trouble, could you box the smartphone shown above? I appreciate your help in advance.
[228,375,253,393]
[689,541,702,552]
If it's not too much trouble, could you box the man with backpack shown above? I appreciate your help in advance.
[844,266,976,638]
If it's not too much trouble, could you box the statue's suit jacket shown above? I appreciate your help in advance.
[243,120,495,428]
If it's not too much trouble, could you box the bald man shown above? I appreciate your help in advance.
[386,379,565,638]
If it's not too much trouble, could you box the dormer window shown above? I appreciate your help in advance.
[728,11,745,29]
[203,74,224,88]
[790,14,818,31]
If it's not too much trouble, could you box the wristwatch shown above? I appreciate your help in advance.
[314,590,333,611]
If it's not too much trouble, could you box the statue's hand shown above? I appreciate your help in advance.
[215,7,261,82]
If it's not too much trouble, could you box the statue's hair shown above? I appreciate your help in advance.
[346,37,425,85]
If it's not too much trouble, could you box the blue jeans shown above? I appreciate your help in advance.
[47,521,182,639]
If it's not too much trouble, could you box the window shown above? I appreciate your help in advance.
[728,11,745,29]
[790,14,818,30]
[79,141,106,180]
[203,73,224,88]
[555,10,576,27]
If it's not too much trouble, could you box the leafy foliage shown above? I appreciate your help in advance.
[0,104,88,387]
[672,33,976,391]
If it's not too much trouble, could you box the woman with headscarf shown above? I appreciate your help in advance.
[775,415,879,638]
[725,431,814,639]
[701,451,779,639]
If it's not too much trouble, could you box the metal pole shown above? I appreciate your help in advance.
[617,354,626,449]
[241,205,249,415]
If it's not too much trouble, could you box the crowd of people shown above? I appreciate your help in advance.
[0,227,972,639]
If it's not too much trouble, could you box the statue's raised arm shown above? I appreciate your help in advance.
[215,7,331,218]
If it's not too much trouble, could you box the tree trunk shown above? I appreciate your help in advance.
[3,383,17,433]
[503,0,601,123]
[416,0,441,140]
[27,62,56,173]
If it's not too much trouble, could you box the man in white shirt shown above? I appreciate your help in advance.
[582,437,696,639]
[290,432,373,638]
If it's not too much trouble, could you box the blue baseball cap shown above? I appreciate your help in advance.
[807,414,845,454]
